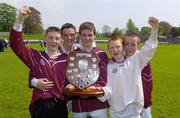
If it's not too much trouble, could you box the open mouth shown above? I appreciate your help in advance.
[50,44,58,48]
[113,52,119,57]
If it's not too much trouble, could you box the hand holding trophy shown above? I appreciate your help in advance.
[63,51,104,98]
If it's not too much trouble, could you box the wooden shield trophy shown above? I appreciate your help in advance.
[63,50,103,97]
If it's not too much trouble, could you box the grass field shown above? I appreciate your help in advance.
[0,43,180,118]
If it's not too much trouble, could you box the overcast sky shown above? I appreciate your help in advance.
[1,0,180,32]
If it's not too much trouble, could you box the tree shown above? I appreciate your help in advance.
[159,21,172,37]
[158,25,165,36]
[126,19,139,35]
[0,3,17,32]
[170,27,180,38]
[112,27,122,37]
[102,25,111,37]
[23,7,43,34]
[140,26,151,41]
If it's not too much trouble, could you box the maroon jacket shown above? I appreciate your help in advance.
[28,47,66,88]
[71,48,109,112]
[142,63,152,108]
[9,29,68,111]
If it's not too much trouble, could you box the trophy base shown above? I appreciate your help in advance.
[63,87,104,98]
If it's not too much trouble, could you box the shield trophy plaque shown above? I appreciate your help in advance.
[63,51,103,97]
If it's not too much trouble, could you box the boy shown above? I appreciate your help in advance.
[99,17,158,118]
[10,6,68,118]
[29,23,78,113]
[71,22,109,118]
[29,23,77,91]
[123,33,153,118]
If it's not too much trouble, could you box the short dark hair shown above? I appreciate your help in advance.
[124,32,141,45]
[79,22,96,35]
[61,23,76,35]
[45,26,61,36]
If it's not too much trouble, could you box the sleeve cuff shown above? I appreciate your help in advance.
[13,22,23,32]
[97,85,112,102]
[31,77,38,87]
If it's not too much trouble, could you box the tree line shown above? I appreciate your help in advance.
[0,3,180,39]
[102,19,180,40]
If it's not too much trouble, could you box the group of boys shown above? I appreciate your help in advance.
[10,6,158,118]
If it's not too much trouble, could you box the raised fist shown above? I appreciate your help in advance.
[148,17,159,27]
[17,6,31,23]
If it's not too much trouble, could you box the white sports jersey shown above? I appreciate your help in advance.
[99,38,158,117]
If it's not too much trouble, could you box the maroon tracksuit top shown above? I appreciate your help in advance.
[10,29,68,111]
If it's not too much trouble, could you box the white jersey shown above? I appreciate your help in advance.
[99,38,158,116]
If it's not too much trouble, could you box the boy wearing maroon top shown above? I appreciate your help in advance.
[123,33,153,118]
[10,7,68,118]
[29,23,78,112]
[70,22,109,118]
[29,23,77,91]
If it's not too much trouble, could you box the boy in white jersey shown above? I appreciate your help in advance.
[99,17,159,118]
[124,33,153,118]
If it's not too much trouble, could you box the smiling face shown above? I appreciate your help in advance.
[80,29,95,50]
[62,28,76,48]
[45,31,61,52]
[124,35,140,57]
[79,22,96,51]
[108,38,124,61]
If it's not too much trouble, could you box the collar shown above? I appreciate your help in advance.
[60,44,77,55]
[111,56,126,63]
[45,48,61,58]
[79,41,96,52]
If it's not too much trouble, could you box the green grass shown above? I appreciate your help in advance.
[0,44,180,118]
[96,36,109,40]
[0,48,31,118]
[1,34,43,40]
[151,45,180,118]
[2,34,106,40]
[22,34,43,40]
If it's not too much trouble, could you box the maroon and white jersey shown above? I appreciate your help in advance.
[142,63,152,108]
[71,48,109,112]
[9,29,68,110]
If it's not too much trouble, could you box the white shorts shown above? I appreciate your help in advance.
[141,107,152,118]
[110,103,142,118]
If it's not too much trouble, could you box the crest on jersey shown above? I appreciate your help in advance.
[40,58,45,65]
[112,68,118,73]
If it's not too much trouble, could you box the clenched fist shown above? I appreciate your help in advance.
[148,17,159,40]
[148,17,159,27]
[17,6,31,23]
